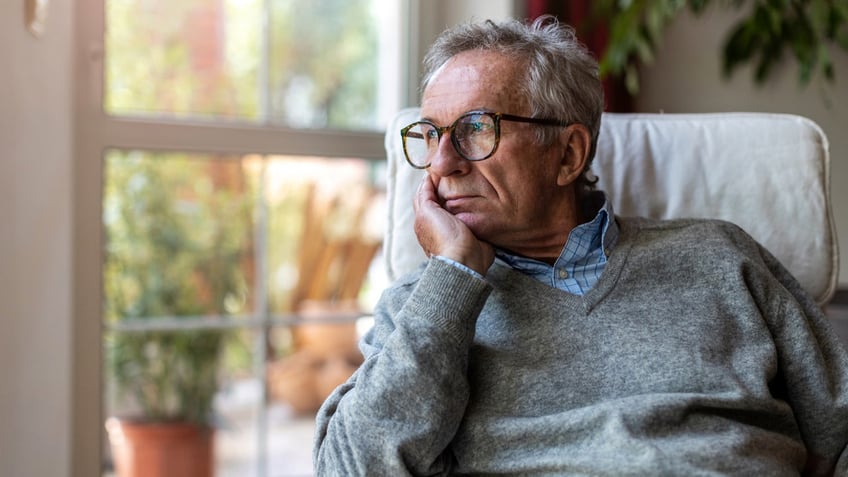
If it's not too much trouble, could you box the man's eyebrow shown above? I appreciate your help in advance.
[419,109,495,124]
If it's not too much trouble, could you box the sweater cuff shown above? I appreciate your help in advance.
[432,255,486,280]
[405,258,492,346]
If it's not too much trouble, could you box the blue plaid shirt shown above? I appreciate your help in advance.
[436,192,618,296]
[495,193,618,295]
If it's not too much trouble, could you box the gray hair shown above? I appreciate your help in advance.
[421,16,605,195]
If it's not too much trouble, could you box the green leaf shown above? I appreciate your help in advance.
[839,29,848,50]
[646,3,665,41]
[625,64,641,94]
[635,28,657,62]
[819,45,835,82]
[688,0,712,15]
[808,0,830,37]
[723,20,758,76]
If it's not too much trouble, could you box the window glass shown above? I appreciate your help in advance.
[263,156,385,315]
[104,329,262,477]
[101,1,399,474]
[103,151,256,321]
[105,0,401,130]
[102,150,386,476]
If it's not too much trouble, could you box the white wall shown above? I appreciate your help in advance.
[406,0,517,105]
[635,6,848,286]
[0,2,73,477]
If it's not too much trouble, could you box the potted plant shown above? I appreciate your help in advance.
[103,153,252,477]
[104,329,225,477]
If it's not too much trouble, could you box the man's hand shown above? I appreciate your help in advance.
[413,174,494,276]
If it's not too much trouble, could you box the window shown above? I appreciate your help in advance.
[104,0,402,130]
[83,1,407,476]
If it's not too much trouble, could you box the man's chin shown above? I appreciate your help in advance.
[455,212,491,239]
[453,211,478,226]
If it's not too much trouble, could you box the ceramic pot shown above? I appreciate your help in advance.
[105,417,213,477]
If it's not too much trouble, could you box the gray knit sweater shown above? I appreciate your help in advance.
[313,217,848,476]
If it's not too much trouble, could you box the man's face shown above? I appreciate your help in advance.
[421,50,570,252]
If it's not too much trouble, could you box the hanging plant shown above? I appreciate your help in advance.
[592,0,848,94]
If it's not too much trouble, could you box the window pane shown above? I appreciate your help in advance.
[103,150,257,321]
[104,0,262,120]
[102,151,386,321]
[216,329,262,477]
[103,329,264,477]
[105,0,401,130]
[267,1,399,129]
[267,373,318,475]
[263,156,386,315]
[101,151,386,476]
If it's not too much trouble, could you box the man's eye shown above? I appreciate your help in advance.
[461,121,489,135]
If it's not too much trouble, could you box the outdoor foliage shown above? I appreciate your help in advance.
[594,0,848,93]
[268,0,380,128]
[101,0,388,427]
[103,152,254,424]
[105,0,381,129]
[105,0,261,119]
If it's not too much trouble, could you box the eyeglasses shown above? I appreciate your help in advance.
[400,110,569,169]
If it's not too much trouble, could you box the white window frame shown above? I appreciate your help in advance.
[72,1,413,475]
[71,1,519,475]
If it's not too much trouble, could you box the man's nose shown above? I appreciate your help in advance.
[428,133,470,177]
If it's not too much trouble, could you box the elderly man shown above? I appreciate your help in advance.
[313,16,848,476]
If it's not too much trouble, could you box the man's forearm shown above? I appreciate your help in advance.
[313,259,492,475]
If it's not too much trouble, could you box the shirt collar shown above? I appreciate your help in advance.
[495,191,618,270]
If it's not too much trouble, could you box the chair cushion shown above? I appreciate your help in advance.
[384,109,837,305]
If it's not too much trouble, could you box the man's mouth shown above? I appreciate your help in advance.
[442,195,477,210]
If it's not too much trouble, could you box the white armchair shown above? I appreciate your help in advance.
[384,109,837,306]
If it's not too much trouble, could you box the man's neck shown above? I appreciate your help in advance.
[497,190,605,264]
[497,215,584,264]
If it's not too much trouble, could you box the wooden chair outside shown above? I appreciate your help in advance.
[267,183,382,414]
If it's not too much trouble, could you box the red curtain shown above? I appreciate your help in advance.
[526,0,631,112]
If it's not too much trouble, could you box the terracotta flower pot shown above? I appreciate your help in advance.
[105,417,213,477]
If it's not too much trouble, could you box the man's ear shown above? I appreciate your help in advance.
[556,124,591,187]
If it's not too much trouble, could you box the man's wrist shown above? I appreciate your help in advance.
[432,255,486,280]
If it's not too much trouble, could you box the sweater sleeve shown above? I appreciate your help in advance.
[313,258,492,476]
[751,244,848,476]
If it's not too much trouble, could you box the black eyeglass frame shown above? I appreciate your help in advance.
[399,110,570,169]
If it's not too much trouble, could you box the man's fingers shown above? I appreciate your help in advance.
[413,174,429,212]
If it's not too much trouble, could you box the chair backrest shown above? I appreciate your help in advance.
[384,108,838,306]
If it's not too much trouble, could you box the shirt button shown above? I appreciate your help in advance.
[558,269,568,279]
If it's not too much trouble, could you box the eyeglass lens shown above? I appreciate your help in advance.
[403,112,497,168]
